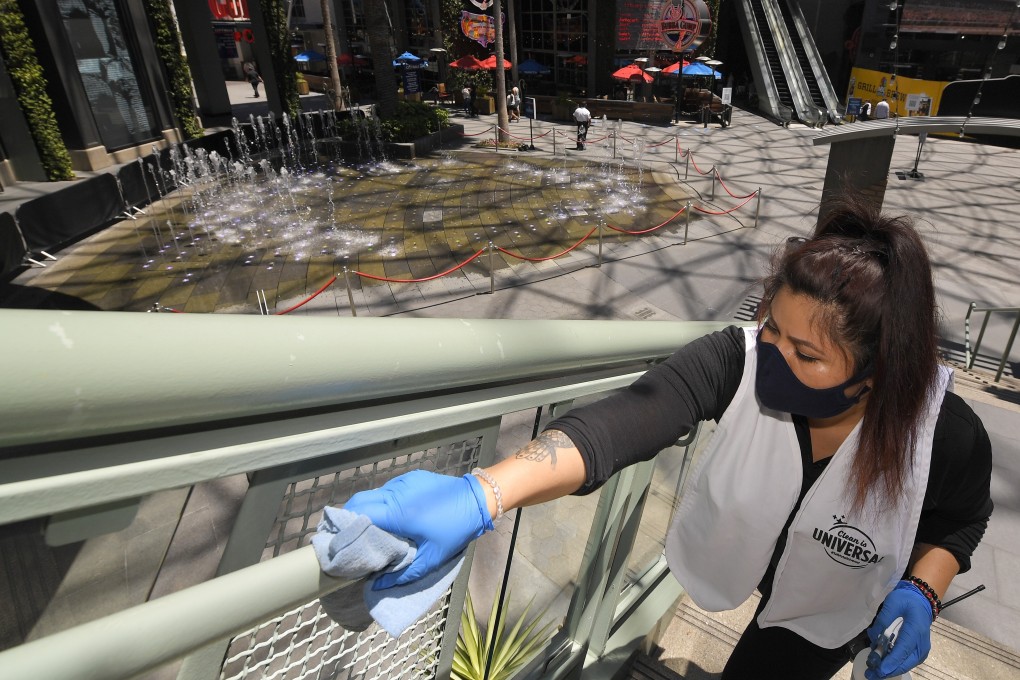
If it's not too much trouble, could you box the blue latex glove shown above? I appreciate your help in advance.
[342,470,494,590]
[864,581,934,679]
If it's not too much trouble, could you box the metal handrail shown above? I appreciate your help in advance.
[964,302,1020,382]
[0,310,725,449]
[0,311,738,680]
[0,545,348,680]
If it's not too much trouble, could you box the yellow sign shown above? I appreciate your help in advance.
[846,68,949,117]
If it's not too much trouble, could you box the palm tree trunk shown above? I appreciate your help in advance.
[493,0,509,142]
[320,0,345,111]
[363,0,398,118]
[507,0,518,86]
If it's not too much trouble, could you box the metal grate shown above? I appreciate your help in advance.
[220,437,483,680]
[264,438,483,559]
[220,598,450,680]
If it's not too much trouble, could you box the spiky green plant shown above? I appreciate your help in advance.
[452,590,557,680]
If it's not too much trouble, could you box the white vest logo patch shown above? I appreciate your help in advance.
[813,515,885,569]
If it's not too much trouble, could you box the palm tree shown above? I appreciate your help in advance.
[363,0,398,118]
[493,0,509,143]
[320,0,345,110]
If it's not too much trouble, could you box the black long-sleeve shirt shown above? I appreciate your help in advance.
[548,325,993,573]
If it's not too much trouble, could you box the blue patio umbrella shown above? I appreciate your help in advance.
[517,58,551,75]
[681,62,721,79]
[293,50,326,62]
[393,51,425,66]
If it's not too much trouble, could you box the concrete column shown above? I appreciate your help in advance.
[173,0,232,125]
[247,0,284,116]
[820,135,895,222]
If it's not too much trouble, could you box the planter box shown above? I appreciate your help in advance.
[386,124,465,160]
[474,96,496,115]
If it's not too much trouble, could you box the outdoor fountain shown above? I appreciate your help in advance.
[24,109,688,314]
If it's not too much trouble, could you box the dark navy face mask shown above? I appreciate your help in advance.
[755,335,873,419]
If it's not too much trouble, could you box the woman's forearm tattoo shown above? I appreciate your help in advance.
[516,430,572,467]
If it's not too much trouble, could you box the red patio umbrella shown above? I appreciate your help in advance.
[662,60,690,75]
[448,55,484,71]
[611,63,653,83]
[479,55,512,70]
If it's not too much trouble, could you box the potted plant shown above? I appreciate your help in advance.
[452,590,556,680]
[295,73,309,95]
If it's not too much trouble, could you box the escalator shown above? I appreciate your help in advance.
[779,0,825,110]
[749,0,795,115]
[734,0,840,126]
[780,0,842,123]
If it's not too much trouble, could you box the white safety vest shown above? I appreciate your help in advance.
[665,328,950,647]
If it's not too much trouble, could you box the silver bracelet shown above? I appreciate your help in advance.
[471,467,504,519]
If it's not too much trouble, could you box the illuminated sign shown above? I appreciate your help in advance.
[618,0,712,52]
[208,0,249,21]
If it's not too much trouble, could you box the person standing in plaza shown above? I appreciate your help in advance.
[507,86,521,122]
[244,62,263,98]
[573,101,592,150]
[461,84,472,117]
[875,98,890,119]
[340,198,993,680]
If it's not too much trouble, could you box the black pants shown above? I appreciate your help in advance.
[721,601,869,680]
[576,121,589,146]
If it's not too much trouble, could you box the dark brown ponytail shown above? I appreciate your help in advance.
[760,196,940,514]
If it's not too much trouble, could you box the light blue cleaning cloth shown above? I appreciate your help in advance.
[311,506,464,637]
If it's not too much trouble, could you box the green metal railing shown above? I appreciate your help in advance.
[0,310,733,680]
[964,302,1020,382]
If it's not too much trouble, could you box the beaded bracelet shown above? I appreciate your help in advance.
[471,467,504,520]
[907,576,942,620]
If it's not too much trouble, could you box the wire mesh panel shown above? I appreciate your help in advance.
[220,599,449,680]
[219,436,484,680]
[262,438,483,559]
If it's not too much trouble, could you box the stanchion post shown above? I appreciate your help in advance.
[753,188,762,229]
[684,152,690,180]
[674,137,678,163]
[342,266,357,317]
[684,201,691,245]
[597,222,603,267]
[488,241,495,294]
[711,166,717,201]
[553,129,557,156]
[612,132,617,159]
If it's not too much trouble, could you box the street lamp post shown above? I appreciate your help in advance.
[429,47,447,82]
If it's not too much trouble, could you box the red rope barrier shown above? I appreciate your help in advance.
[496,226,598,262]
[606,205,687,235]
[692,193,758,215]
[645,137,674,148]
[689,153,713,176]
[353,248,487,283]
[715,171,757,200]
[585,133,612,143]
[677,141,688,156]
[276,275,338,315]
[459,127,494,137]
[496,127,549,142]
[616,133,634,143]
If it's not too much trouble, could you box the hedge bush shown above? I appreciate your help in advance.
[379,102,449,143]
[0,0,74,181]
[145,0,203,139]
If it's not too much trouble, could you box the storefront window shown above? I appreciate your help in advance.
[57,0,160,151]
